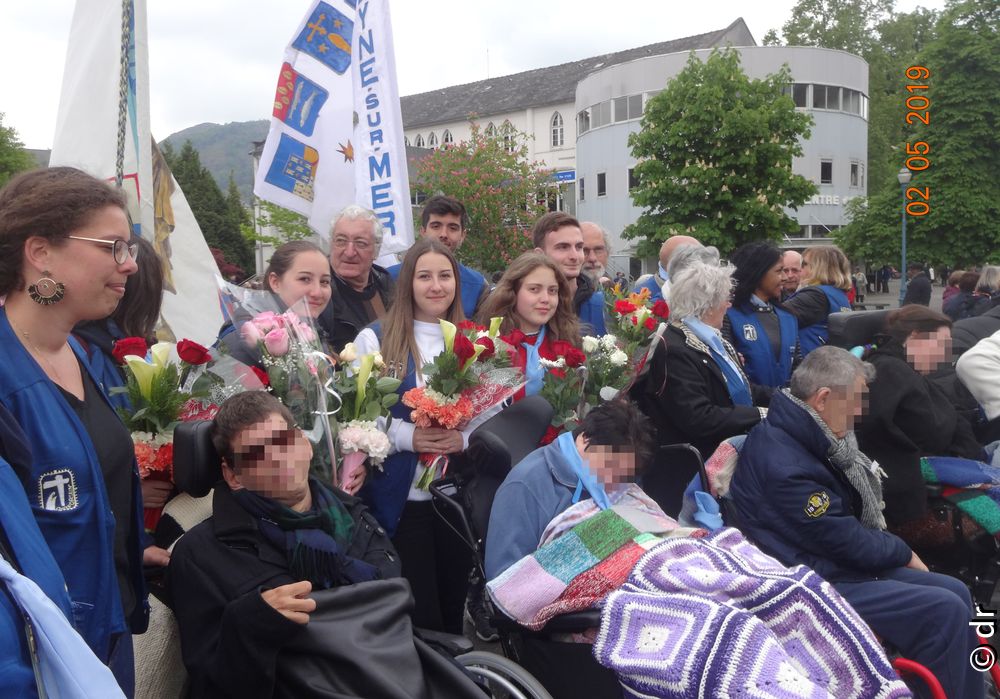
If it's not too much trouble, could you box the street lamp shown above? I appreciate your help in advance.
[897,167,912,305]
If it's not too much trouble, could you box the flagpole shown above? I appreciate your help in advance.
[115,0,132,187]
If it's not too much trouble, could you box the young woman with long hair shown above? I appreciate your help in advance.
[784,245,853,355]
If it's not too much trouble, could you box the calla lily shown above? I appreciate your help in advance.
[488,316,503,339]
[124,355,159,400]
[439,319,457,352]
[150,342,173,369]
[355,354,375,419]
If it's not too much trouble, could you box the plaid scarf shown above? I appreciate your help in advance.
[783,390,888,530]
[232,479,380,588]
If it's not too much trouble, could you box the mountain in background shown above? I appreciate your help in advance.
[161,120,268,203]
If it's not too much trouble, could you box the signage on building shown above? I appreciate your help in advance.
[808,194,856,206]
[554,170,576,182]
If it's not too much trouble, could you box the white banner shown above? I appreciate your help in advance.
[254,0,413,254]
[49,0,224,346]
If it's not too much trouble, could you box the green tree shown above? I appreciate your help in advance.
[244,200,315,247]
[165,141,254,272]
[411,122,558,274]
[625,48,816,257]
[837,0,1000,267]
[0,113,35,188]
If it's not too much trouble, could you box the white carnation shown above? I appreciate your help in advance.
[581,336,600,354]
[539,357,566,369]
[600,334,618,351]
[609,349,629,367]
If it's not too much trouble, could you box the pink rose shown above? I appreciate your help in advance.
[240,321,263,347]
[297,323,317,344]
[252,311,281,334]
[263,327,290,356]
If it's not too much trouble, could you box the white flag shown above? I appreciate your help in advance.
[49,0,224,346]
[254,0,414,254]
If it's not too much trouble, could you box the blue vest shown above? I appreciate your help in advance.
[579,289,607,336]
[633,276,663,302]
[0,310,147,660]
[356,321,420,537]
[726,303,798,388]
[388,262,487,319]
[797,285,852,356]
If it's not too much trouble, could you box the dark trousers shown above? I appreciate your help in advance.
[108,631,135,698]
[392,499,472,635]
[835,568,984,699]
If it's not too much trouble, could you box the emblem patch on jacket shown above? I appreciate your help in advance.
[804,491,830,518]
[38,469,78,511]
[742,324,758,342]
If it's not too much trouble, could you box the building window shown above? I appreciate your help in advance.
[597,172,607,197]
[614,97,628,123]
[579,177,586,202]
[485,122,497,139]
[502,120,514,154]
[813,85,841,110]
[404,136,410,147]
[550,112,564,147]
[414,134,424,148]
[410,189,428,206]
[427,132,438,149]
[628,94,643,119]
[577,108,590,135]
[820,159,833,185]
[628,168,639,191]
[813,85,827,109]
[792,84,808,108]
[442,129,453,146]
[860,163,865,189]
[850,162,860,187]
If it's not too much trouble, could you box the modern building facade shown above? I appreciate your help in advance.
[399,20,868,272]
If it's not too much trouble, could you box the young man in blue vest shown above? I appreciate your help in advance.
[532,212,607,335]
[388,196,489,319]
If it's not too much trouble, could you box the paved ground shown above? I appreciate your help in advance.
[855,277,946,313]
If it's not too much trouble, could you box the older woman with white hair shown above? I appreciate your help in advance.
[630,261,771,514]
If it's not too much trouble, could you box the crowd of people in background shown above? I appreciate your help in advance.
[3,166,1000,699]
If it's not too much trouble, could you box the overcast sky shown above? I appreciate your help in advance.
[2,0,943,149]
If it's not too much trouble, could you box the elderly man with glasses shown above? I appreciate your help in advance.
[316,205,395,353]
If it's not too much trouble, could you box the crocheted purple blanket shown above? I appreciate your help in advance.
[594,528,912,698]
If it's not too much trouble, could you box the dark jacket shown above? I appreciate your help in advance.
[631,322,770,461]
[730,391,912,582]
[902,272,932,306]
[317,265,394,353]
[952,305,1000,357]
[856,342,984,524]
[167,482,400,699]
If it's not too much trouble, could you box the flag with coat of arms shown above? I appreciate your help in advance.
[255,0,413,254]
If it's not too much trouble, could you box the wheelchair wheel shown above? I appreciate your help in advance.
[457,650,555,699]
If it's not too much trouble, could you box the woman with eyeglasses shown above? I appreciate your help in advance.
[0,167,148,695]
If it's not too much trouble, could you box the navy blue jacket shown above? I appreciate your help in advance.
[726,302,798,388]
[730,390,911,582]
[0,309,148,660]
[388,261,488,319]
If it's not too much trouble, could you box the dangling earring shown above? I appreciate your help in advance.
[27,272,66,305]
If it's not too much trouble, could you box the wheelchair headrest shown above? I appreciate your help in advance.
[172,420,222,498]
[828,310,890,350]
[468,395,554,475]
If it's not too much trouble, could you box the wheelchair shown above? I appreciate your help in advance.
[829,310,1000,608]
[428,396,623,699]
[162,419,553,699]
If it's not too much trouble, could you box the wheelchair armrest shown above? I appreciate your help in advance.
[538,610,603,633]
[413,627,474,656]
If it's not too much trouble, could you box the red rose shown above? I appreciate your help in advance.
[457,320,485,332]
[250,365,270,387]
[644,316,657,331]
[474,336,495,361]
[564,347,587,368]
[652,299,670,319]
[503,329,527,347]
[630,315,639,326]
[112,337,148,365]
[177,339,212,365]
[614,300,637,315]
[453,333,477,370]
[549,340,574,359]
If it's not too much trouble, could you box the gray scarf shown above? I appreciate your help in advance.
[783,390,888,530]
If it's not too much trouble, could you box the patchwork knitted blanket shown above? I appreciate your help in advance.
[487,506,696,631]
[594,528,911,699]
[921,456,1000,535]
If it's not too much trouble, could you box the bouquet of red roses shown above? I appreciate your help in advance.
[531,339,588,445]
[606,284,670,358]
[403,318,523,489]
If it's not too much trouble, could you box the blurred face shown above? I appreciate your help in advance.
[412,252,456,323]
[581,224,608,279]
[514,266,559,334]
[268,250,332,317]
[421,213,466,252]
[906,326,952,374]
[811,374,867,439]
[224,413,312,509]
[330,217,376,291]
[755,259,785,301]
[782,251,802,291]
[576,434,638,486]
[701,297,732,330]
[536,225,584,281]
[46,205,139,321]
